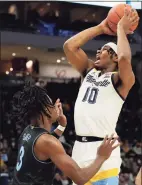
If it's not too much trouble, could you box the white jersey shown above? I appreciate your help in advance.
[74,69,125,138]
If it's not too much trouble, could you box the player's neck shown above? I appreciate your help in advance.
[101,66,115,74]
[32,118,52,132]
[39,120,52,132]
[40,124,51,132]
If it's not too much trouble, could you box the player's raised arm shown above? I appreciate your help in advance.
[117,7,139,90]
[63,21,115,74]
[35,134,120,185]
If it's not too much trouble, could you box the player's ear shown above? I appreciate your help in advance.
[113,54,118,62]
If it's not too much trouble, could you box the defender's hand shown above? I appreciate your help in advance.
[55,99,67,127]
[97,134,120,160]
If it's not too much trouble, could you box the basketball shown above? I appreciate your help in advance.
[107,4,139,33]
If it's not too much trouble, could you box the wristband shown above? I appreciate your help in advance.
[57,125,66,132]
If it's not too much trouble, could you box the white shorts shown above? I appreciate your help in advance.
[72,140,122,185]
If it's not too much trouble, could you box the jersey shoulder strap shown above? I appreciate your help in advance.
[82,67,97,78]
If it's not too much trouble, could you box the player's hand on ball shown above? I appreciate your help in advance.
[118,7,139,34]
[97,134,120,160]
[100,19,116,36]
[55,98,67,127]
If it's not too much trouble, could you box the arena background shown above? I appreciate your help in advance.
[0,1,142,185]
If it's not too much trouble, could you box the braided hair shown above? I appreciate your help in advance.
[11,84,54,126]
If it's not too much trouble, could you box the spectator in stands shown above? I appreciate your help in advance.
[1,149,8,164]
[133,142,142,155]
[8,4,18,19]
[0,151,9,185]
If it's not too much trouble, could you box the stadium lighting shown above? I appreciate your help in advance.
[27,46,31,50]
[12,53,16,56]
[57,59,61,63]
[26,60,33,68]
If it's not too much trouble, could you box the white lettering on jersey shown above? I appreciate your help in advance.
[23,133,31,142]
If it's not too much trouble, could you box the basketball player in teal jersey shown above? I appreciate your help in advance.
[11,85,119,185]
[64,7,139,185]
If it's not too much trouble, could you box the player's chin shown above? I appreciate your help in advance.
[94,61,103,69]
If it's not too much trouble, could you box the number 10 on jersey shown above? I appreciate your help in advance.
[82,87,99,104]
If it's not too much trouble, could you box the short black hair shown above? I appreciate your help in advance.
[103,46,118,69]
[108,48,117,58]
[11,84,54,126]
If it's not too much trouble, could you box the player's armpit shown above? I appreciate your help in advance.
[112,71,135,99]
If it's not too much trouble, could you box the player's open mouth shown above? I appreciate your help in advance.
[94,60,100,64]
[96,55,100,60]
[95,54,101,64]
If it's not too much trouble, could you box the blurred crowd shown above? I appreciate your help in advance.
[0,2,141,43]
[0,77,141,185]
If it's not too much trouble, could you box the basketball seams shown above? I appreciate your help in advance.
[114,4,126,20]
[113,10,121,20]
[107,21,117,32]
[108,19,117,26]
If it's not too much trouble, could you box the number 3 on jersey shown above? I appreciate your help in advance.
[16,146,25,171]
[82,87,99,104]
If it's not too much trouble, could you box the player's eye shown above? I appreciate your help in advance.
[102,47,108,51]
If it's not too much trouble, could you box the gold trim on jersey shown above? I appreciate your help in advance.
[85,168,119,184]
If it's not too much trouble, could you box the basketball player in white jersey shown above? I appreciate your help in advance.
[63,7,139,185]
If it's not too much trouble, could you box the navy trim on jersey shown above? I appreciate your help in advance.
[32,132,52,164]
[81,67,95,85]
[111,74,125,101]
[51,131,60,139]
[82,67,94,78]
